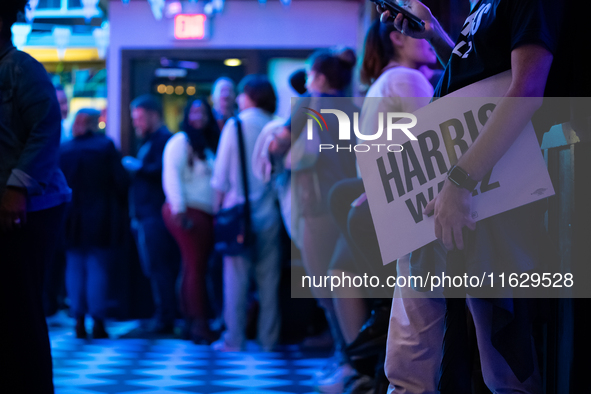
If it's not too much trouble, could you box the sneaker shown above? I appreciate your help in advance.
[211,339,242,352]
[313,359,339,382]
[344,373,374,394]
[316,363,356,393]
[313,350,347,382]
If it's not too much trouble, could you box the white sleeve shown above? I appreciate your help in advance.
[162,133,188,214]
[211,118,237,193]
[387,69,434,112]
[252,119,284,182]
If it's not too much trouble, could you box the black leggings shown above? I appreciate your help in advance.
[327,178,396,298]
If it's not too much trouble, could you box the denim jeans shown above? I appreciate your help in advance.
[131,215,180,325]
[65,247,117,319]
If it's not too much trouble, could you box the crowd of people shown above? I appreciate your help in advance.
[0,0,577,393]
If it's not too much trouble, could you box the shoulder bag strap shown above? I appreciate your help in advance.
[235,117,252,238]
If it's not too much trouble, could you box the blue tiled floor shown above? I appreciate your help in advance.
[49,315,331,394]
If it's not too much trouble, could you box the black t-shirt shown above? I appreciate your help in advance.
[434,0,559,97]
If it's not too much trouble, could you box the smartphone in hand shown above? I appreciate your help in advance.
[370,0,426,33]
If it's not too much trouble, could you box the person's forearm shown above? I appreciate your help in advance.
[456,95,543,182]
[455,45,552,181]
[428,17,454,67]
[212,190,225,214]
[269,128,291,158]
[163,173,186,215]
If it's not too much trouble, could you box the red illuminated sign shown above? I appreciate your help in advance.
[174,14,207,40]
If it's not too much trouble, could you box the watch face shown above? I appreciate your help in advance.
[449,166,468,185]
[447,165,477,192]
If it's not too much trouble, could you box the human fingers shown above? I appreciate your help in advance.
[0,211,18,233]
[442,226,454,251]
[453,225,464,250]
[17,209,26,228]
[434,216,442,241]
[393,12,404,31]
[424,198,436,217]
[12,216,22,230]
[401,18,410,35]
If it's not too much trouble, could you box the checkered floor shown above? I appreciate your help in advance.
[49,316,332,394]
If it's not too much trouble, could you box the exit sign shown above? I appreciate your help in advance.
[174,14,208,40]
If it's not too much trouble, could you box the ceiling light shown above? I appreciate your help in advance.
[224,58,242,67]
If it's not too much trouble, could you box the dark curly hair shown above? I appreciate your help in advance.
[0,0,29,39]
[182,98,220,162]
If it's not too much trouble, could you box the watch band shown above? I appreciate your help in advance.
[447,165,478,192]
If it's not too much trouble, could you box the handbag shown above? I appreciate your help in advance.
[213,117,254,256]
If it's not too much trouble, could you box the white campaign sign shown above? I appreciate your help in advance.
[356,71,555,265]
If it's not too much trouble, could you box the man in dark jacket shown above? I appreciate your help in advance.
[0,2,71,392]
[59,108,129,339]
[123,95,180,334]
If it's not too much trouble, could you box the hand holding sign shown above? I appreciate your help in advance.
[356,71,555,264]
[424,180,476,251]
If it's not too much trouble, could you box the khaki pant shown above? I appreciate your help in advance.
[222,214,282,350]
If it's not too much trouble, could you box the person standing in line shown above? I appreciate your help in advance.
[269,47,360,392]
[123,95,181,335]
[43,83,71,320]
[211,77,237,131]
[59,108,129,339]
[208,77,238,326]
[162,98,220,344]
[55,84,71,143]
[0,2,72,392]
[211,74,282,352]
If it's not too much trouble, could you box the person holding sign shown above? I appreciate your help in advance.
[356,17,449,394]
[377,0,559,392]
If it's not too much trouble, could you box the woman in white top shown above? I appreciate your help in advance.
[162,98,220,344]
[210,75,282,352]
[356,19,446,394]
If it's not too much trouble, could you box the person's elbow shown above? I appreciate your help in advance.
[506,78,547,113]
[508,44,553,106]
